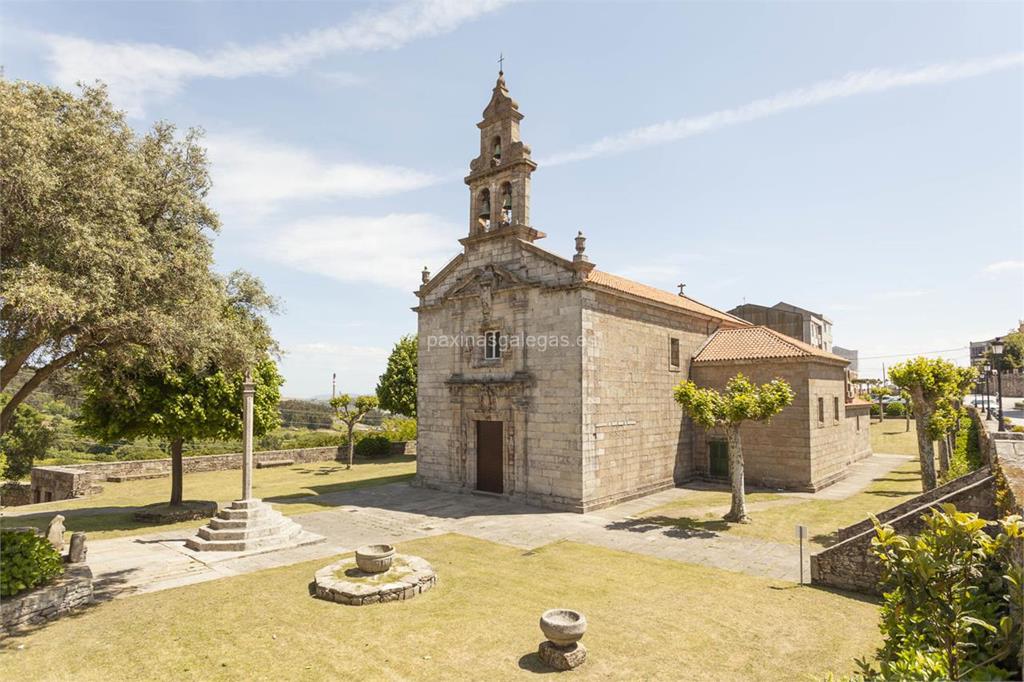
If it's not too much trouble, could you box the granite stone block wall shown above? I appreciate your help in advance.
[0,564,93,636]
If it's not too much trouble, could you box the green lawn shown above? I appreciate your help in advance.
[0,534,881,681]
[870,417,920,456]
[2,456,416,540]
[640,460,923,552]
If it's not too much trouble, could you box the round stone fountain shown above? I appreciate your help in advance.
[313,546,436,606]
[538,608,588,670]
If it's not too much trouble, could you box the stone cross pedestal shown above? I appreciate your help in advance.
[186,370,323,553]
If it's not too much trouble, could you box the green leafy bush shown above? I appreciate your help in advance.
[941,416,982,483]
[859,507,1024,680]
[380,417,417,443]
[0,530,64,597]
[883,402,906,417]
[354,434,391,458]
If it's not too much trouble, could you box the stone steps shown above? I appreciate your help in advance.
[184,499,312,552]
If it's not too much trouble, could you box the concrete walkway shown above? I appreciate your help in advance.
[64,453,911,600]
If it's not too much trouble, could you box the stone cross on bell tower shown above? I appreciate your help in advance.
[464,69,538,239]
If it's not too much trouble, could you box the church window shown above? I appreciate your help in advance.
[833,396,840,423]
[669,337,680,370]
[500,182,513,224]
[484,330,502,360]
[817,397,825,424]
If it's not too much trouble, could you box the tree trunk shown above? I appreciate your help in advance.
[0,348,84,433]
[905,407,910,432]
[170,437,184,506]
[910,389,937,491]
[346,423,355,470]
[937,436,950,477]
[724,426,748,523]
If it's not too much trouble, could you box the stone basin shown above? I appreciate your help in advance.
[355,544,395,573]
[539,608,587,647]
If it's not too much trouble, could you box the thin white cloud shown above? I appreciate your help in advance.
[542,52,1024,166]
[262,213,460,289]
[282,342,391,397]
[39,0,512,116]
[875,290,930,300]
[204,132,438,219]
[984,260,1024,274]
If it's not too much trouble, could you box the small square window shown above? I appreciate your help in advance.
[669,337,680,370]
[484,330,502,360]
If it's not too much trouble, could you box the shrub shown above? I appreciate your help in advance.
[380,416,417,443]
[354,434,391,458]
[883,402,906,417]
[859,507,1024,680]
[0,530,64,597]
[942,416,983,483]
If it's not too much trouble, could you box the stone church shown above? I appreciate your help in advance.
[414,73,871,512]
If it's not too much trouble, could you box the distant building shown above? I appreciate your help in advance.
[727,302,833,352]
[971,321,1024,365]
[833,346,859,373]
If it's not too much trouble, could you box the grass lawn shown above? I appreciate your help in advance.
[1,456,416,541]
[870,417,920,456]
[0,534,881,681]
[640,460,923,552]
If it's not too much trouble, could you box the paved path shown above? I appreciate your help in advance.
[60,454,911,600]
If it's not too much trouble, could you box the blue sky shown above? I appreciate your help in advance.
[3,1,1022,397]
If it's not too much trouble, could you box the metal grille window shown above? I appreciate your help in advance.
[484,330,502,360]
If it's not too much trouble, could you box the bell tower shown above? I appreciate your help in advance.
[464,70,540,241]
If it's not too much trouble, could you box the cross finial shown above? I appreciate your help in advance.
[498,52,505,75]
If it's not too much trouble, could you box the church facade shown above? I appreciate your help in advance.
[413,74,870,512]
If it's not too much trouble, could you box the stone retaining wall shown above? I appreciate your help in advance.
[810,470,997,594]
[0,564,94,637]
[0,482,33,506]
[836,465,992,541]
[29,442,416,504]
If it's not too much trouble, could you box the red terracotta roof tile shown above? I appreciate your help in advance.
[693,326,850,364]
[586,270,748,326]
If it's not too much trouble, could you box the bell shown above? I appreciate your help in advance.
[493,141,502,159]
[502,194,512,210]
[479,199,490,217]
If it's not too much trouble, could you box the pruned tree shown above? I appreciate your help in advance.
[376,335,417,418]
[330,394,379,470]
[77,359,282,505]
[0,79,228,434]
[674,374,794,523]
[890,358,976,491]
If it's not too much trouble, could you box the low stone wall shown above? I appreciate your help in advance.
[997,371,1024,398]
[0,564,94,637]
[0,482,33,506]
[810,470,997,594]
[27,441,417,504]
[836,466,992,542]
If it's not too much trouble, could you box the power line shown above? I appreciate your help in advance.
[858,346,969,360]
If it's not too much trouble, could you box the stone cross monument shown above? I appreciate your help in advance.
[241,370,255,501]
[185,367,323,553]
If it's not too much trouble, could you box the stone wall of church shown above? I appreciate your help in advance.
[415,235,585,510]
[807,363,872,488]
[691,360,814,489]
[578,291,715,511]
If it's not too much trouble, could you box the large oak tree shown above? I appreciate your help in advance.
[1,79,226,433]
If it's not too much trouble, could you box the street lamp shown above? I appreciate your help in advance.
[992,338,1005,432]
[983,362,993,420]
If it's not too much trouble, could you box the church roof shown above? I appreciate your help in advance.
[692,326,850,365]
[586,270,749,326]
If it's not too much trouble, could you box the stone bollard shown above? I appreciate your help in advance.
[46,514,66,552]
[68,532,88,563]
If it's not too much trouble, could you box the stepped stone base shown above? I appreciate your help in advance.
[185,499,323,552]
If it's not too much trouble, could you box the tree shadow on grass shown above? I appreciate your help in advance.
[811,532,839,548]
[605,515,730,539]
[865,490,917,498]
